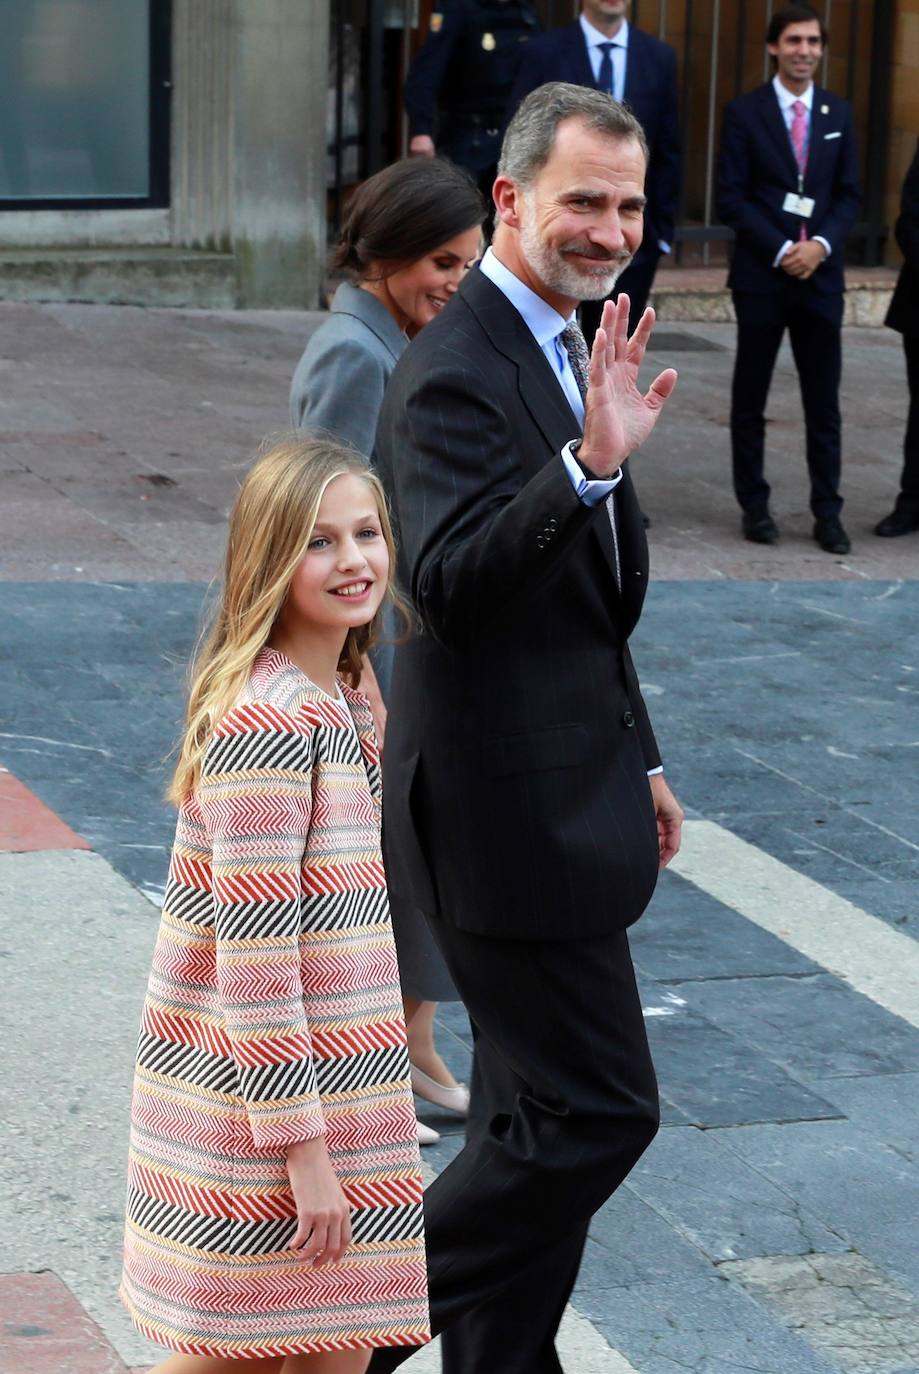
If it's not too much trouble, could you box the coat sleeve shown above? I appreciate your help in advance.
[504,38,548,127]
[811,103,861,254]
[404,0,466,137]
[717,102,789,265]
[198,704,324,1151]
[896,141,919,271]
[290,332,388,459]
[376,356,600,650]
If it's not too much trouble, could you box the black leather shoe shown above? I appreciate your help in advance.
[813,515,851,554]
[874,507,919,537]
[742,511,779,544]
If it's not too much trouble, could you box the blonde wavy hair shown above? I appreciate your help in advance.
[168,434,405,805]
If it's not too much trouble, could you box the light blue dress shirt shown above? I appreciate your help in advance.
[477,249,663,777]
[579,13,628,101]
[478,247,621,504]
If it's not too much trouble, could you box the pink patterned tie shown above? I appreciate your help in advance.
[791,99,808,240]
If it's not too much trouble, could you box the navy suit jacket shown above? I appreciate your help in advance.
[506,22,679,255]
[717,83,861,297]
[886,138,919,339]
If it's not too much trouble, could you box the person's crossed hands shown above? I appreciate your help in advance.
[781,239,826,280]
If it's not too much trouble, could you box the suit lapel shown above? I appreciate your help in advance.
[460,270,623,601]
[460,270,581,465]
[804,90,830,193]
[568,23,597,89]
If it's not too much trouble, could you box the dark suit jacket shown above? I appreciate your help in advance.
[506,22,680,255]
[717,83,861,297]
[886,139,919,339]
[372,267,661,943]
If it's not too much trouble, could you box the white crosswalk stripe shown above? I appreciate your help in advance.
[672,819,919,1030]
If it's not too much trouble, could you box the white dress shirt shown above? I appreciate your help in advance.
[771,76,832,266]
[478,247,621,505]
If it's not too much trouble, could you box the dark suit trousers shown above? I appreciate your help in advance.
[896,334,919,513]
[440,1030,590,1374]
[367,921,659,1373]
[580,250,661,349]
[730,287,845,520]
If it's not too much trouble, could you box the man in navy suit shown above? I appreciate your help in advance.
[507,0,679,343]
[717,2,861,554]
[875,138,919,538]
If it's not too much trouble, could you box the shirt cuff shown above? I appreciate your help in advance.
[658,240,671,255]
[561,441,623,507]
[813,235,831,257]
[647,765,664,776]
[773,240,793,267]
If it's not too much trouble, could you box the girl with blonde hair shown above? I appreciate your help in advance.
[120,436,429,1372]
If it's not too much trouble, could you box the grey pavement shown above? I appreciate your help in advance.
[1,300,918,1373]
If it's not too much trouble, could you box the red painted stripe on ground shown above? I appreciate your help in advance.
[0,765,90,853]
[0,1272,130,1372]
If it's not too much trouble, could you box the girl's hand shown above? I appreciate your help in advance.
[286,1137,352,1265]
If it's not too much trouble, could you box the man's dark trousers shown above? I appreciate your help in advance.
[731,282,844,520]
[896,334,919,515]
[367,919,659,1373]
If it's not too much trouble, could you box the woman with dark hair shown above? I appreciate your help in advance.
[290,156,483,452]
[290,156,484,1147]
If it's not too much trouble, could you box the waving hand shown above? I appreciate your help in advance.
[578,295,678,478]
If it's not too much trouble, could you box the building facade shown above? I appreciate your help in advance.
[0,0,916,308]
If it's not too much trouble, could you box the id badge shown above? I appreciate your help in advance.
[783,192,815,217]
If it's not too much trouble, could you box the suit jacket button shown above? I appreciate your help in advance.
[536,535,546,548]
[547,517,558,530]
[623,710,635,727]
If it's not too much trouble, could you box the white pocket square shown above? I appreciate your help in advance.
[824,131,842,140]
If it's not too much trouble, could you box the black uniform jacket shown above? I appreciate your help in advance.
[372,267,661,942]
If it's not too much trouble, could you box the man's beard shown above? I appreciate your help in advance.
[519,213,632,302]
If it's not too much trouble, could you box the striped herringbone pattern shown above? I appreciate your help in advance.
[121,648,429,1357]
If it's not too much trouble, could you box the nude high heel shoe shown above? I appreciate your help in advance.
[411,1064,470,1116]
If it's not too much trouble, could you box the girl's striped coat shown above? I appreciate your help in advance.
[120,648,430,1359]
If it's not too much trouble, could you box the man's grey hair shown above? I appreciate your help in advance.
[498,82,648,186]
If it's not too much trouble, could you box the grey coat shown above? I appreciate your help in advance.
[290,279,456,1002]
[289,281,408,455]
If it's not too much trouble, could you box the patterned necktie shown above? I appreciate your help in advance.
[597,42,614,96]
[558,321,621,591]
[790,99,809,240]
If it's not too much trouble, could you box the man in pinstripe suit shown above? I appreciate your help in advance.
[371,82,683,1373]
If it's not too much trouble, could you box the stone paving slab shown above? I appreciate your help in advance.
[671,973,919,1081]
[641,1000,841,1128]
[2,303,918,583]
[814,1071,919,1166]
[715,1120,919,1296]
[575,1272,844,1374]
[625,1125,848,1264]
[722,1252,919,1374]
[629,870,822,983]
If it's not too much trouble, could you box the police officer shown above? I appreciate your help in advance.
[405,0,539,200]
